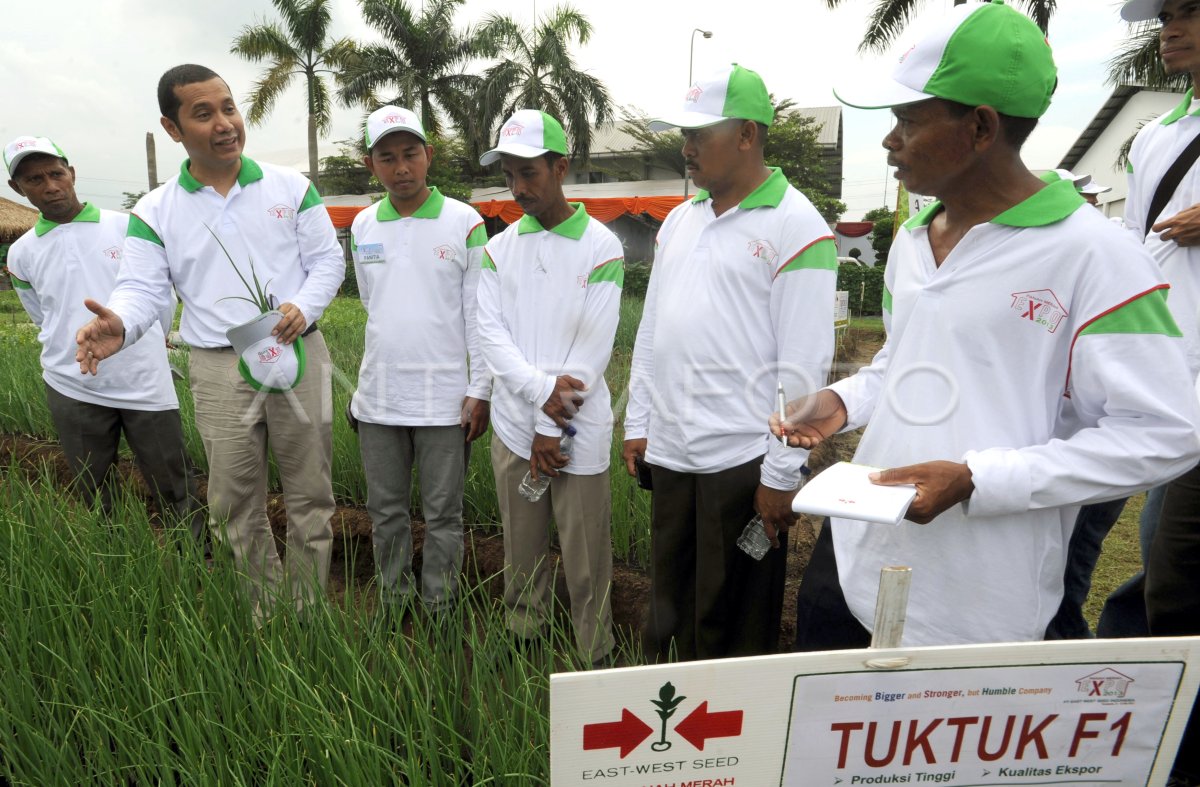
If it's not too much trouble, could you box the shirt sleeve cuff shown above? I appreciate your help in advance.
[962,448,1032,517]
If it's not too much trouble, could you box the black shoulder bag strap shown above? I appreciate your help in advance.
[1145,129,1200,237]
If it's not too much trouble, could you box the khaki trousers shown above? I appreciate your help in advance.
[492,437,614,663]
[189,333,334,620]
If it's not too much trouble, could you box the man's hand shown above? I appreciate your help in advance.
[1153,204,1200,246]
[755,484,799,548]
[75,299,126,375]
[769,389,848,450]
[541,374,586,428]
[529,432,569,480]
[622,437,648,477]
[869,461,974,525]
[461,397,490,442]
[272,302,308,344]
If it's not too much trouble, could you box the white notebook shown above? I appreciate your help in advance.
[791,461,917,526]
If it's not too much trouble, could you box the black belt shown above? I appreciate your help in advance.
[301,320,319,337]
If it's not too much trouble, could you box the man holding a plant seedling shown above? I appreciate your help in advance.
[75,64,345,620]
[348,105,491,616]
[476,109,623,668]
[5,135,202,546]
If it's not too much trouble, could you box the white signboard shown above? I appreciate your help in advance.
[835,291,850,327]
[549,638,1200,787]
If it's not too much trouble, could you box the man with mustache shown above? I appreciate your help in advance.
[475,109,622,668]
[623,64,837,661]
[774,1,1200,657]
[1109,1,1200,783]
[75,64,344,621]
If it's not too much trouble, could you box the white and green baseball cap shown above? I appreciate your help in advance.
[1080,179,1112,196]
[649,63,775,131]
[479,110,569,166]
[364,105,427,150]
[1052,168,1091,190]
[1120,0,1162,21]
[4,136,68,177]
[835,0,1056,119]
[226,311,306,393]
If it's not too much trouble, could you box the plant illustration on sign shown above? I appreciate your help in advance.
[650,681,686,752]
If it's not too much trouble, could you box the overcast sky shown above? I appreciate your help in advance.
[2,0,1144,220]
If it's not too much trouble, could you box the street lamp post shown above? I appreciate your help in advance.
[684,28,712,199]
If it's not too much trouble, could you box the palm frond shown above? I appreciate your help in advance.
[244,61,297,127]
[1107,23,1191,90]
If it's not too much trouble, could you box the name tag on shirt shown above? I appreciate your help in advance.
[356,243,385,264]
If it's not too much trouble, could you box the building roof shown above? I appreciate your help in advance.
[1057,84,1146,171]
[0,196,38,242]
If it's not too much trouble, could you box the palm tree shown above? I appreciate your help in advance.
[230,0,355,190]
[1108,22,1190,91]
[335,0,481,139]
[825,0,1057,52]
[475,5,615,163]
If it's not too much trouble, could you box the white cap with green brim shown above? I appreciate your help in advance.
[649,63,775,131]
[479,110,569,166]
[1052,168,1092,190]
[365,105,427,149]
[834,0,1057,119]
[226,311,306,393]
[4,136,67,177]
[1120,0,1163,22]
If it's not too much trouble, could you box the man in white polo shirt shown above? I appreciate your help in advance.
[76,64,345,620]
[476,109,623,667]
[349,105,491,615]
[5,136,202,546]
[775,0,1200,651]
[623,64,837,662]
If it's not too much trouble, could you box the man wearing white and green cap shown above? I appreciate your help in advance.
[5,136,202,546]
[1112,2,1200,783]
[623,63,837,661]
[476,109,622,667]
[349,105,491,614]
[774,0,1200,653]
[76,64,344,621]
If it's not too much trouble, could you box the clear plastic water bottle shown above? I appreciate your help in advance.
[736,515,772,560]
[518,426,577,502]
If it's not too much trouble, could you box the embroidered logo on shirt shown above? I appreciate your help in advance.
[102,246,122,261]
[433,244,457,263]
[257,345,282,364]
[267,204,296,220]
[576,274,588,289]
[1011,289,1068,333]
[747,239,778,264]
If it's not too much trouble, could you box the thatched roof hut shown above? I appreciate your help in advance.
[1,196,37,244]
[1,196,38,290]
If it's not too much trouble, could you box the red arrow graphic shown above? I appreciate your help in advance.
[583,708,654,758]
[674,701,743,750]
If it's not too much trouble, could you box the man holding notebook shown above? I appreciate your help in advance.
[774,0,1200,651]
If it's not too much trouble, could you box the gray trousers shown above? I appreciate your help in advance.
[358,422,468,609]
[45,383,204,547]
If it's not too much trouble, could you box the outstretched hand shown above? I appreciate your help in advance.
[75,299,126,375]
[869,461,974,525]
[769,389,848,450]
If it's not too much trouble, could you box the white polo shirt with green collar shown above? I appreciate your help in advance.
[7,204,177,410]
[827,179,1200,646]
[349,188,491,425]
[476,203,624,475]
[1126,88,1200,379]
[624,167,837,490]
[109,156,344,349]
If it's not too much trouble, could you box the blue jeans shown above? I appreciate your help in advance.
[1044,498,1128,639]
[1095,485,1167,638]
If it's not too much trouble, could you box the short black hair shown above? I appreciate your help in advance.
[158,64,224,126]
[11,152,69,181]
[543,151,566,167]
[941,99,1039,151]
